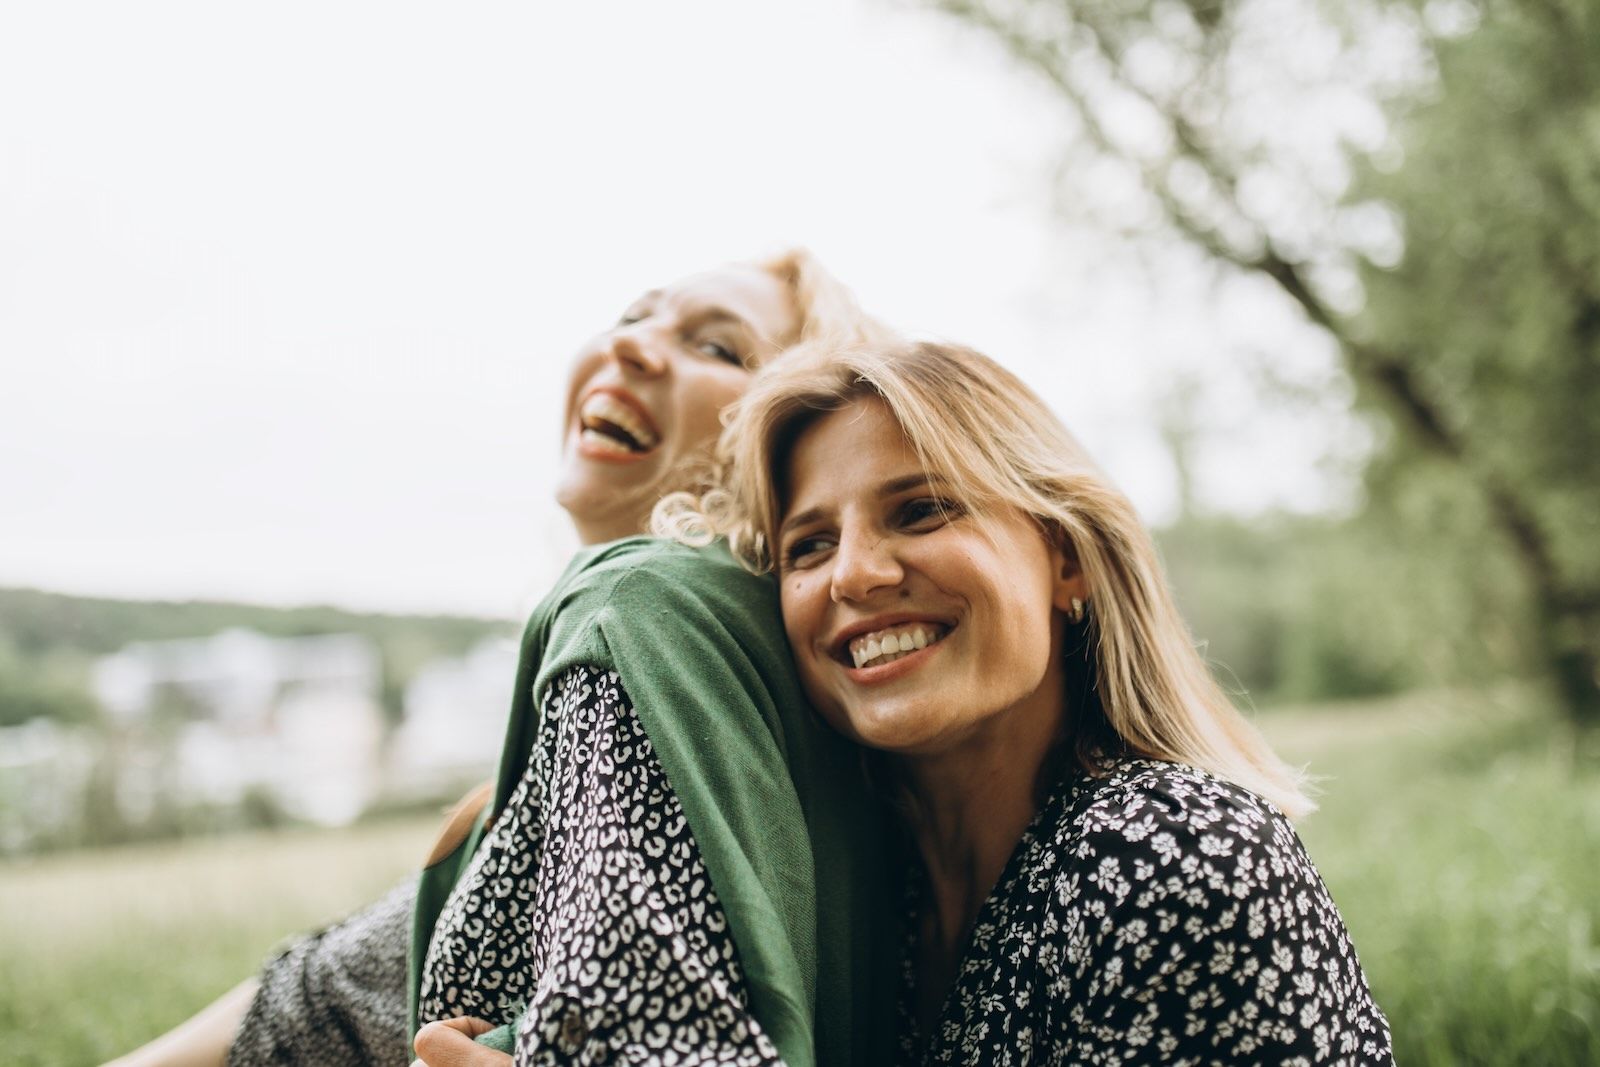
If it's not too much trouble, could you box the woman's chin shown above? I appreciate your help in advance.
[836,705,947,758]
[556,457,661,528]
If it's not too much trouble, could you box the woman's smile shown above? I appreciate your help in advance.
[555,264,800,543]
[837,618,954,681]
[777,397,1079,757]
[573,386,662,462]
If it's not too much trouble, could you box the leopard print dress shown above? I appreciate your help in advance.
[419,665,780,1065]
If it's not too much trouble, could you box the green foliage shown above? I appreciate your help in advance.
[0,637,99,728]
[1157,498,1533,705]
[1354,0,1600,619]
[930,0,1600,718]
[1264,686,1600,1065]
[0,585,507,660]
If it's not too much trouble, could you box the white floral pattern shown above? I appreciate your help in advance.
[899,759,1393,1066]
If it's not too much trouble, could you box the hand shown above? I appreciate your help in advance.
[410,1017,511,1067]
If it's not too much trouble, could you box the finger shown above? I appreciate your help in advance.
[413,1020,511,1067]
[435,1016,497,1039]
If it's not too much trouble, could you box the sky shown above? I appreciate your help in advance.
[0,0,1364,619]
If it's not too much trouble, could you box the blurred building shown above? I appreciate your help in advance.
[387,636,517,799]
[0,718,97,851]
[91,628,384,826]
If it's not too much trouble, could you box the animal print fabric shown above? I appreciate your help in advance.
[420,665,781,1065]
[228,878,415,1067]
[899,759,1393,1067]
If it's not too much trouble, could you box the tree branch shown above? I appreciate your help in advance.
[931,0,1572,613]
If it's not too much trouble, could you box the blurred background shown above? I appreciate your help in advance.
[1,0,1596,1063]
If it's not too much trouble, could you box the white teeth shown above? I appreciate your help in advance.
[846,624,948,671]
[579,392,659,451]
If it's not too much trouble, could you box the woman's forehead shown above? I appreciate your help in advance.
[780,402,927,508]
[657,266,795,339]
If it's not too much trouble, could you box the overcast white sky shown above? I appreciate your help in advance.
[0,0,1361,618]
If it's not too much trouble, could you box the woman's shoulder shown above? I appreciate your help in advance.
[1064,757,1289,841]
[1034,768,1392,1061]
[555,536,771,606]
[562,535,750,584]
[529,537,793,696]
[529,538,776,643]
[1047,757,1310,897]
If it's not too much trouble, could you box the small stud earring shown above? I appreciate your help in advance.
[1069,597,1085,623]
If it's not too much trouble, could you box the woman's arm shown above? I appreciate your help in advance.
[102,979,259,1067]
[417,666,784,1065]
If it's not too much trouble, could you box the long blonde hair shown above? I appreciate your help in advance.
[658,339,1314,819]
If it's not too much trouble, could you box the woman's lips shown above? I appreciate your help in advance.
[841,635,946,685]
[573,387,661,462]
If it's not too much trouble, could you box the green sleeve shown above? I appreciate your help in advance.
[546,554,819,1066]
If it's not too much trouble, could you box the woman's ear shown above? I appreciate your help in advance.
[1048,540,1089,614]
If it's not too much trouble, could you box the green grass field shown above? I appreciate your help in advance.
[2,686,1597,1065]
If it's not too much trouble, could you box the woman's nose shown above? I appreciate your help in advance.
[607,329,667,376]
[830,528,902,603]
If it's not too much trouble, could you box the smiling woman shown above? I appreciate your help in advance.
[778,413,1080,761]
[666,339,1396,1065]
[555,265,804,544]
[106,251,898,1067]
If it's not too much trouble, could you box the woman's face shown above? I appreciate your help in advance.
[776,399,1085,758]
[556,264,801,545]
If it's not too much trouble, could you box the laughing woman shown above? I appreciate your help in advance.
[682,339,1395,1065]
[108,252,897,1067]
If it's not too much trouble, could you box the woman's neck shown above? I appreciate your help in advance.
[572,518,639,547]
[898,681,1066,952]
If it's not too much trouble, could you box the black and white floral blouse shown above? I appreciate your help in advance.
[231,664,776,1066]
[899,758,1393,1066]
[235,681,1390,1067]
[420,664,780,1065]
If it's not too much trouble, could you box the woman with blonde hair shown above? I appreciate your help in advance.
[671,338,1393,1064]
[109,251,899,1067]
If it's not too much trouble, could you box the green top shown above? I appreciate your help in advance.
[409,538,897,1066]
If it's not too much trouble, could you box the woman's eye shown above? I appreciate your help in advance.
[696,339,742,365]
[782,536,832,569]
[617,312,644,327]
[901,498,957,529]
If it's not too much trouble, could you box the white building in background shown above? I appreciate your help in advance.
[388,637,517,799]
[0,718,96,851]
[91,628,384,826]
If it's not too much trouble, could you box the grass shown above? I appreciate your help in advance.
[1260,684,1600,1065]
[0,814,438,1066]
[2,686,1597,1065]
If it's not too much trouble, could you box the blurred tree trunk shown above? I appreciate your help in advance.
[931,0,1600,723]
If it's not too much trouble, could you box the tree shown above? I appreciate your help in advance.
[929,0,1600,722]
